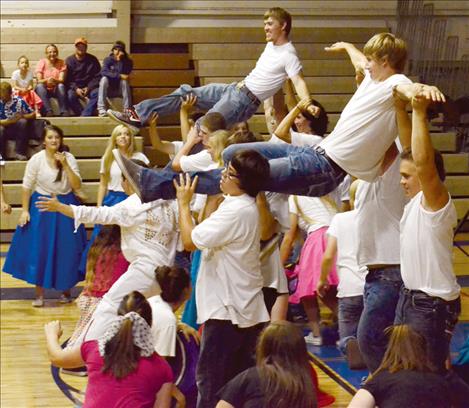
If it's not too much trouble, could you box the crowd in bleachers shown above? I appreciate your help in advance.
[1,6,469,408]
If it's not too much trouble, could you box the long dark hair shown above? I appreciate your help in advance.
[101,291,153,379]
[41,124,69,182]
[257,322,317,408]
[155,265,190,303]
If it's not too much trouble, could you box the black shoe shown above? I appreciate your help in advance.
[112,149,144,201]
[345,338,367,370]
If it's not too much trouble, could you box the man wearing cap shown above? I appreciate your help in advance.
[97,41,133,117]
[65,37,101,116]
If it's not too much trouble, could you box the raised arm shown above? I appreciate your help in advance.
[56,153,81,191]
[180,94,197,143]
[411,94,449,211]
[325,42,367,75]
[284,78,298,111]
[393,83,445,103]
[172,127,202,172]
[148,113,175,157]
[393,92,411,150]
[289,72,320,117]
[273,97,312,143]
[174,173,198,251]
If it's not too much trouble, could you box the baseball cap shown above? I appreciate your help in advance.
[74,37,88,46]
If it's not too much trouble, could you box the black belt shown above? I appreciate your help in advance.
[236,82,261,106]
[313,146,345,176]
[401,287,459,305]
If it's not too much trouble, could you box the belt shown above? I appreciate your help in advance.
[313,146,345,176]
[367,264,400,271]
[236,81,261,106]
[401,287,460,305]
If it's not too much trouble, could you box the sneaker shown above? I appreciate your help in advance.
[112,149,144,201]
[304,333,323,346]
[107,108,141,133]
[345,338,367,370]
[59,294,73,304]
[32,297,44,307]
[98,109,107,117]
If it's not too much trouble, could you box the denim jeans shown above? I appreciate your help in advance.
[67,88,99,116]
[338,295,364,355]
[0,119,31,156]
[395,287,461,372]
[357,266,402,372]
[98,77,132,111]
[35,83,67,115]
[196,319,264,408]
[139,143,345,202]
[134,82,260,126]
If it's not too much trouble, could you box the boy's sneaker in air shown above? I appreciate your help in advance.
[107,108,141,134]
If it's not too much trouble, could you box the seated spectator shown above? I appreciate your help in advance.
[98,41,133,117]
[348,325,451,408]
[35,44,68,117]
[216,321,336,408]
[44,290,174,408]
[65,37,101,116]
[0,81,36,160]
[0,154,12,213]
[12,56,42,116]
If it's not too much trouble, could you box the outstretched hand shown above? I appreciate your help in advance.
[412,83,446,104]
[36,195,60,212]
[393,87,408,110]
[148,112,159,128]
[324,42,349,53]
[181,94,198,110]
[173,173,198,207]
[297,98,321,118]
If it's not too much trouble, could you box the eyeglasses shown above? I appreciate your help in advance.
[221,167,239,180]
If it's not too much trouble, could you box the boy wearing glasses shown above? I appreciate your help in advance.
[174,150,270,408]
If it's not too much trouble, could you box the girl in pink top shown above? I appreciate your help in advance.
[11,55,43,115]
[35,44,68,116]
[44,291,174,408]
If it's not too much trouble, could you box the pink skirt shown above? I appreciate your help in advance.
[289,226,338,304]
[13,89,43,110]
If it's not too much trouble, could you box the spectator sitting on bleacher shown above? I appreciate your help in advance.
[12,56,42,116]
[35,44,68,117]
[65,37,101,116]
[98,41,133,117]
[0,81,36,160]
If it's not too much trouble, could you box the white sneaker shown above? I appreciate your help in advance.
[98,109,107,117]
[32,297,44,307]
[304,333,323,346]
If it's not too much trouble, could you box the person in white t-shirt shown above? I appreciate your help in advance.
[107,7,319,132]
[174,149,270,408]
[396,94,461,372]
[111,33,446,206]
[36,158,180,345]
[318,179,367,369]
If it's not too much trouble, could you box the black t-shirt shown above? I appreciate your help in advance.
[217,367,265,408]
[363,369,451,408]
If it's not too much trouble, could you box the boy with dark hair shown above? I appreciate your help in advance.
[174,150,270,408]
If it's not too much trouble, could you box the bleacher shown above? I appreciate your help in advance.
[1,0,468,236]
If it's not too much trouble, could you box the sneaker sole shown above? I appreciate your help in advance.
[112,149,143,201]
[107,110,140,134]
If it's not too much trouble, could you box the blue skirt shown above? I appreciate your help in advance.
[78,190,128,274]
[3,191,87,290]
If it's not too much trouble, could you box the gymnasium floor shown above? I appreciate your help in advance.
[1,240,468,408]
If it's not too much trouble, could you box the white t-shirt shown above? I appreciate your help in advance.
[23,150,81,195]
[169,141,184,160]
[355,157,407,266]
[244,42,302,101]
[191,194,269,328]
[327,210,367,298]
[11,69,33,88]
[289,195,337,234]
[400,191,460,301]
[265,192,290,232]
[148,295,177,357]
[100,152,149,192]
[72,194,180,266]
[179,149,217,172]
[270,130,323,147]
[331,174,352,209]
[320,71,412,181]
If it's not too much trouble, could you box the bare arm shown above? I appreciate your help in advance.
[284,79,298,111]
[393,92,411,150]
[19,187,32,226]
[180,95,197,143]
[394,83,446,103]
[174,174,198,251]
[256,192,278,241]
[274,98,312,143]
[317,235,337,297]
[216,401,235,408]
[411,95,449,211]
[97,174,108,207]
[44,321,85,368]
[148,113,175,156]
[325,42,367,74]
[154,383,173,408]
[347,389,375,408]
[290,72,320,117]
[57,153,81,191]
[279,212,299,264]
[172,127,202,172]
[36,195,74,218]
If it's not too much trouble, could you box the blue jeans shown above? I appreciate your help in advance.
[35,83,67,115]
[357,266,402,372]
[98,77,132,111]
[139,143,345,202]
[338,295,364,355]
[395,287,461,372]
[134,82,260,126]
[196,319,264,408]
[67,88,99,116]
